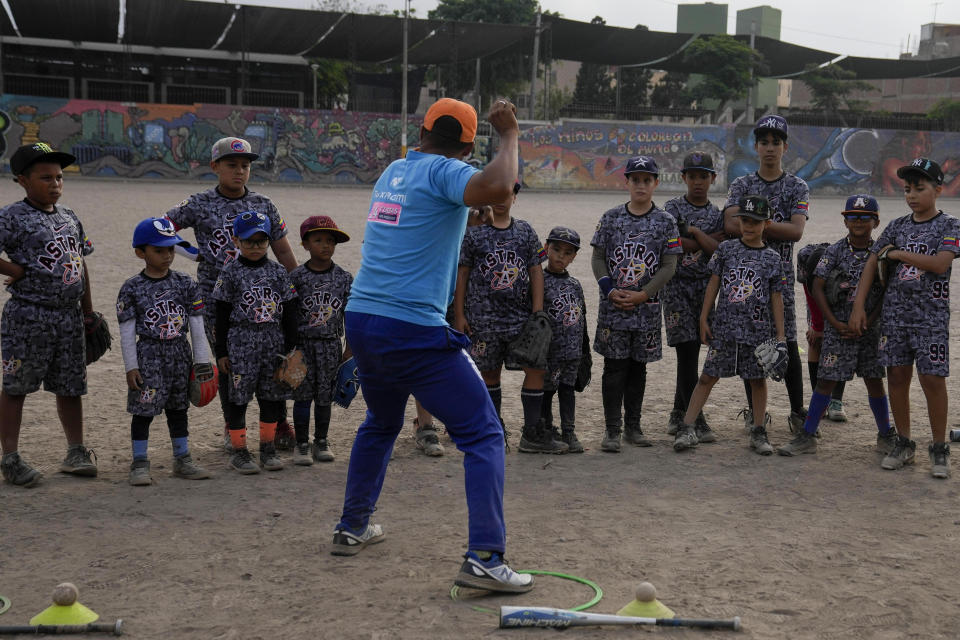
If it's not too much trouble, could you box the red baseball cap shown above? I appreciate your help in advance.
[300,215,349,242]
[423,98,477,143]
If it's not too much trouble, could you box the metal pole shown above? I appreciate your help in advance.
[401,0,409,157]
[745,21,756,122]
[528,7,540,119]
[615,66,621,119]
[475,56,481,112]
[311,63,319,109]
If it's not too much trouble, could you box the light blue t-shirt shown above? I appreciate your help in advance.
[347,150,479,326]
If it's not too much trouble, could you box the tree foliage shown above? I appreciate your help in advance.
[799,64,874,118]
[572,17,614,104]
[309,59,351,109]
[928,98,960,130]
[683,35,764,107]
[649,72,692,109]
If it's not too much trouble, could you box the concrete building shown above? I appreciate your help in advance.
[735,5,781,115]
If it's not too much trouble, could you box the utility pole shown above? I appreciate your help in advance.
[311,63,319,109]
[401,0,410,157]
[475,57,481,113]
[528,7,541,119]
[745,20,756,123]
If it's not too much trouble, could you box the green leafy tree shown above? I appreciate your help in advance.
[683,35,764,110]
[799,63,875,125]
[309,58,351,109]
[536,85,573,121]
[617,66,652,109]
[929,98,960,130]
[649,72,692,109]
[572,17,614,105]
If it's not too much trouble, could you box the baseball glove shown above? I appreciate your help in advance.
[876,244,899,288]
[796,242,829,285]
[822,268,851,316]
[754,338,788,382]
[189,362,219,407]
[84,311,112,365]
[505,311,552,371]
[274,349,307,389]
[574,332,592,393]
[675,217,691,239]
[332,356,360,408]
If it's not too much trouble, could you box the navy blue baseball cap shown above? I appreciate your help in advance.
[624,155,659,176]
[842,194,879,215]
[753,114,789,140]
[735,195,771,220]
[132,217,191,248]
[681,151,716,174]
[546,226,580,249]
[897,157,944,185]
[233,211,272,239]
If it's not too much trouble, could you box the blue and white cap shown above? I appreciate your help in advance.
[624,155,659,176]
[132,217,190,248]
[842,194,879,215]
[753,114,788,140]
[233,210,272,239]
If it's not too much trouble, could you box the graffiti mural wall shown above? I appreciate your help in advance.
[0,94,958,195]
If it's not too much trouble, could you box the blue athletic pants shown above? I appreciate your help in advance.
[337,311,507,552]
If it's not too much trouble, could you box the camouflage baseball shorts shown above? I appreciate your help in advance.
[469,328,522,372]
[226,325,291,404]
[662,277,710,347]
[593,326,662,363]
[702,340,764,380]
[544,358,579,391]
[818,325,884,382]
[292,337,341,405]
[877,327,949,377]
[127,337,192,415]
[1,298,86,396]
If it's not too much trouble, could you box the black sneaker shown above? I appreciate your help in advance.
[454,551,534,593]
[311,439,335,463]
[1,452,42,487]
[881,435,916,470]
[518,424,568,454]
[929,442,950,479]
[561,429,584,453]
[60,444,98,477]
[623,425,652,447]
[695,413,716,443]
[331,523,385,556]
[666,409,683,435]
[601,428,622,452]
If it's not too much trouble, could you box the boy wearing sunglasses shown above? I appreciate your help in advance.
[778,195,893,457]
[212,212,300,474]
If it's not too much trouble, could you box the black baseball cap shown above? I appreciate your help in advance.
[10,142,76,177]
[753,114,789,141]
[735,195,771,220]
[897,157,944,185]
[624,155,659,176]
[681,151,716,174]
[546,226,580,249]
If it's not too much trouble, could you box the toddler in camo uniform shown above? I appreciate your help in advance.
[212,211,300,474]
[591,155,680,452]
[662,151,725,444]
[539,226,587,454]
[117,218,214,485]
[289,215,353,466]
[453,183,559,453]
[0,143,99,487]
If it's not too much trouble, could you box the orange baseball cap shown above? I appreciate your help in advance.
[423,98,477,143]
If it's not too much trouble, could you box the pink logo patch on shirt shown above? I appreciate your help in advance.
[368,202,402,225]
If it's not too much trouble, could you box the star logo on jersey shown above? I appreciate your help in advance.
[139,388,157,404]
[898,263,921,282]
[823,354,838,368]
[492,264,520,290]
[562,304,581,327]
[681,250,702,267]
[728,280,755,303]
[156,313,184,339]
[62,254,83,285]
[309,308,333,327]
[253,300,277,323]
[2,358,21,375]
[618,259,646,287]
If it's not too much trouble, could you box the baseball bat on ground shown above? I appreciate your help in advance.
[500,606,740,631]
[0,620,123,635]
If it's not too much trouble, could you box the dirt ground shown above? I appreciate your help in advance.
[2,179,960,639]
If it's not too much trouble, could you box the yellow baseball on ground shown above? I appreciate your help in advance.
[635,582,657,603]
[52,582,79,606]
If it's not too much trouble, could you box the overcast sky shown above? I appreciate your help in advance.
[200,0,960,60]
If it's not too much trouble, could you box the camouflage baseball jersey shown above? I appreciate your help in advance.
[116,270,204,340]
[165,187,287,285]
[663,196,724,280]
[290,262,353,340]
[543,270,585,362]
[0,199,93,307]
[725,172,809,340]
[812,238,879,323]
[872,211,960,329]
[706,239,785,345]
[459,218,546,333]
[211,257,297,327]
[591,203,682,331]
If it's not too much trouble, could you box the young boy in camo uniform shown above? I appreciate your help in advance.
[212,211,300,474]
[117,218,214,485]
[289,215,353,466]
[777,195,894,458]
[675,195,785,456]
[662,151,725,443]
[165,137,297,449]
[592,155,680,452]
[724,115,809,435]
[454,183,563,453]
[0,143,99,487]
[849,159,960,479]
[539,226,587,453]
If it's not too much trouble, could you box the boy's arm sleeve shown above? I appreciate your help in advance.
[281,299,300,352]
[119,318,139,372]
[188,315,210,363]
[591,246,608,281]
[214,301,232,359]
[641,253,677,296]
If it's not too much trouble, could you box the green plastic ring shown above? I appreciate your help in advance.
[450,569,603,614]
[0,595,10,616]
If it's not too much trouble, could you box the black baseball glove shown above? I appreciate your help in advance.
[84,311,112,365]
[876,244,899,288]
[505,311,552,371]
[574,332,592,392]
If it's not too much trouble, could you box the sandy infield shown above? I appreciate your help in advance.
[2,178,959,639]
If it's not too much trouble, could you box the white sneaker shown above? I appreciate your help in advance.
[331,523,385,556]
[455,551,534,593]
[826,400,847,422]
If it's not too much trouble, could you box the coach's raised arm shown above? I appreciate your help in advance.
[463,99,520,207]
